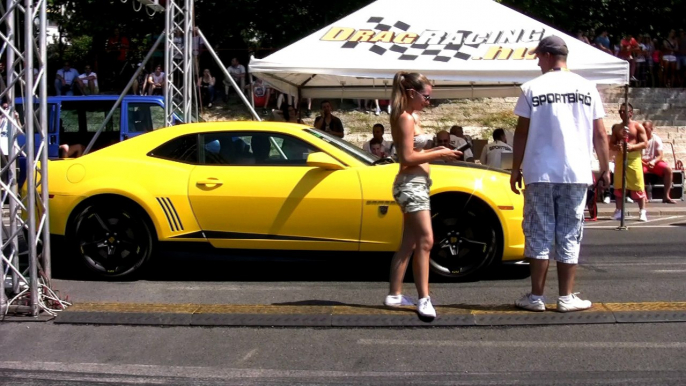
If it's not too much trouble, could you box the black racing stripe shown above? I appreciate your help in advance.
[159,197,180,232]
[164,197,184,231]
[202,231,357,243]
[156,197,176,232]
[169,231,206,239]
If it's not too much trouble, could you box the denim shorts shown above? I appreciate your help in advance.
[392,175,432,214]
[523,183,587,264]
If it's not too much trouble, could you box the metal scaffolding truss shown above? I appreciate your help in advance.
[164,0,194,125]
[0,0,67,317]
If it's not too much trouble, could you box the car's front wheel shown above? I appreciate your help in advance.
[429,201,501,280]
[70,200,154,278]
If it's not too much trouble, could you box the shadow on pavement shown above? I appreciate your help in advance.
[51,248,530,284]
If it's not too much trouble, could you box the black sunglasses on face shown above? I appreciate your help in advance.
[413,89,431,101]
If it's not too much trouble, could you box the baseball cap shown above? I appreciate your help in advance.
[533,35,569,56]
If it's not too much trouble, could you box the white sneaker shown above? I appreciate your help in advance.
[638,209,648,222]
[627,197,634,203]
[384,294,416,307]
[514,293,545,312]
[603,196,611,204]
[417,297,436,318]
[612,209,623,220]
[557,293,592,312]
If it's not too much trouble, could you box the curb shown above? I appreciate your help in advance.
[47,301,686,328]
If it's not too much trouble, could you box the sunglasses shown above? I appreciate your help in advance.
[412,89,431,101]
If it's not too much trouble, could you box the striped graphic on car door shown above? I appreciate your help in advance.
[156,197,184,232]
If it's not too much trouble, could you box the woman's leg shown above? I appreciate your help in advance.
[409,210,433,299]
[208,85,215,103]
[389,213,417,296]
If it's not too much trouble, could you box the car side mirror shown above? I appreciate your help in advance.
[306,152,345,170]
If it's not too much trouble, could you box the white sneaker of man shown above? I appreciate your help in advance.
[638,209,648,222]
[417,297,436,318]
[384,294,416,307]
[514,293,546,312]
[557,293,592,312]
[603,196,611,204]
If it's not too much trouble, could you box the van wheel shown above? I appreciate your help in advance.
[70,201,153,278]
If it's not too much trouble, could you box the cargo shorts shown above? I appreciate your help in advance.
[392,174,432,214]
[523,183,587,264]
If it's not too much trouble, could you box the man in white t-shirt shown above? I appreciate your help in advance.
[362,123,394,157]
[642,120,676,203]
[55,61,80,96]
[480,128,512,168]
[224,58,246,101]
[76,65,98,95]
[511,36,610,313]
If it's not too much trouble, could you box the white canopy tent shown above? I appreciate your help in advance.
[249,0,628,99]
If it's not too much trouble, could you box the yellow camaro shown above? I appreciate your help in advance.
[46,122,524,278]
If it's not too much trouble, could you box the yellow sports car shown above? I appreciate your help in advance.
[46,122,524,278]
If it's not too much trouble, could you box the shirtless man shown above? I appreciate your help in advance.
[611,103,648,221]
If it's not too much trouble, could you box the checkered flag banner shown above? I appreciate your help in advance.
[341,17,481,62]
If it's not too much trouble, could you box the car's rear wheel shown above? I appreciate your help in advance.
[429,201,501,280]
[70,200,154,278]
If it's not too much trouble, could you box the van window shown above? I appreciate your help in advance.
[128,103,165,133]
[59,100,121,150]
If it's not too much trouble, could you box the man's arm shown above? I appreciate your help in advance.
[510,116,530,194]
[629,123,648,152]
[593,119,611,187]
[313,116,323,130]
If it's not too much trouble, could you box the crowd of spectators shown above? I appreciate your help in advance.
[582,28,686,87]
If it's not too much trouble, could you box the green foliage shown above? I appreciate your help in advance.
[498,0,686,41]
[478,111,518,130]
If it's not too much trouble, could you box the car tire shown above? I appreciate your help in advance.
[429,201,501,280]
[70,200,154,278]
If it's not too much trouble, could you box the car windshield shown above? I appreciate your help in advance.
[304,128,378,165]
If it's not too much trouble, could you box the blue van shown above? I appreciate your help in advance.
[15,95,179,158]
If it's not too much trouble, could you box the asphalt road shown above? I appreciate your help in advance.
[0,216,684,385]
[45,215,686,306]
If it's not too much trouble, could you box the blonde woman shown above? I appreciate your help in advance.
[386,72,461,318]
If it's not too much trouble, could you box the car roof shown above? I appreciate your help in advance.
[15,95,165,104]
[92,121,314,156]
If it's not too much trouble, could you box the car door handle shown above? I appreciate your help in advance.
[196,178,223,187]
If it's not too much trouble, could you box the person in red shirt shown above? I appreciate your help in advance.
[619,34,639,82]
[105,28,130,88]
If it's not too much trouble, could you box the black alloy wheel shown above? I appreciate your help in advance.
[429,202,500,279]
[70,201,154,278]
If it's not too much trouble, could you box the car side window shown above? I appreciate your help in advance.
[148,134,198,164]
[200,132,318,166]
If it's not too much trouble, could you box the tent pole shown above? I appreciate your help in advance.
[617,84,629,231]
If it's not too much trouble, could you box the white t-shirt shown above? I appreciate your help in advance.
[480,140,513,168]
[513,70,605,185]
[449,135,474,160]
[229,64,245,81]
[78,72,98,89]
[56,68,80,85]
[363,138,395,156]
[643,134,664,161]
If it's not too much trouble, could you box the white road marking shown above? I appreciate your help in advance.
[585,216,684,229]
[584,262,686,267]
[239,348,258,364]
[357,339,686,349]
